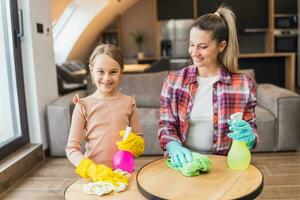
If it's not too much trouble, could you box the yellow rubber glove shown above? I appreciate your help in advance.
[116,130,145,157]
[75,157,128,186]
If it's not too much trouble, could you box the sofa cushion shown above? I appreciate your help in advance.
[121,71,169,108]
[252,105,276,152]
[138,108,163,155]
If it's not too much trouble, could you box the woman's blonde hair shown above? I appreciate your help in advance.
[191,6,239,72]
[89,44,124,70]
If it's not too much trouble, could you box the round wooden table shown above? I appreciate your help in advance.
[64,173,146,200]
[136,155,263,200]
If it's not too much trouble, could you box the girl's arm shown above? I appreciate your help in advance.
[129,97,142,135]
[65,103,86,167]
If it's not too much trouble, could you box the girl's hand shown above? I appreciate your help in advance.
[116,130,145,157]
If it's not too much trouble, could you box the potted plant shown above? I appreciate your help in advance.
[130,31,145,59]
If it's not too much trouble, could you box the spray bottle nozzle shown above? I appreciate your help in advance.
[230,112,243,121]
[123,126,132,140]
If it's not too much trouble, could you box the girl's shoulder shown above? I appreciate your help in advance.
[72,94,88,117]
[72,94,91,105]
[119,93,137,106]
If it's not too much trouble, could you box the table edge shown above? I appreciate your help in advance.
[136,156,264,200]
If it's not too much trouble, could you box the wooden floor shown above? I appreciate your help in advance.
[0,152,300,200]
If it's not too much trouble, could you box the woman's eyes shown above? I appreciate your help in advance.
[189,44,208,49]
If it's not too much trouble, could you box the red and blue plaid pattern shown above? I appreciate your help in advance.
[159,65,258,155]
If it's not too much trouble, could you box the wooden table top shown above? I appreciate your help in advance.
[65,155,263,200]
[137,155,263,200]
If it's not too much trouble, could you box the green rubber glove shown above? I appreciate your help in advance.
[227,119,256,149]
[166,141,193,168]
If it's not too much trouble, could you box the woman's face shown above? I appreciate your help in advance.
[189,27,225,68]
[90,54,122,96]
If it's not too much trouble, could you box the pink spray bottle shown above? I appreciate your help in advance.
[113,126,135,173]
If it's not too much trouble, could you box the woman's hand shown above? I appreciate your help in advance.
[166,141,193,168]
[227,120,256,149]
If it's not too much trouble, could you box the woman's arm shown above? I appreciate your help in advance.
[158,76,181,152]
[244,79,259,147]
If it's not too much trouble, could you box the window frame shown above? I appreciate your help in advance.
[0,0,29,160]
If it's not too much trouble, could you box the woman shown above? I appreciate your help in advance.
[158,6,258,168]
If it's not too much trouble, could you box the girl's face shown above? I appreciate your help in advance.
[189,27,226,69]
[90,54,122,96]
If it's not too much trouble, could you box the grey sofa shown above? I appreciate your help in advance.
[47,70,300,156]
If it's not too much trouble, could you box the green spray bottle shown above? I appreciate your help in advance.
[227,112,251,170]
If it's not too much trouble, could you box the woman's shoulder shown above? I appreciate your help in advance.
[231,71,253,80]
[169,65,195,75]
[230,71,256,88]
[165,65,196,82]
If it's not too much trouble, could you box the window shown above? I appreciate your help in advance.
[0,0,29,159]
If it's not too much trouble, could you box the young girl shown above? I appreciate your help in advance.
[65,44,144,184]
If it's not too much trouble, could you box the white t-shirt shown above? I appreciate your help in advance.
[184,75,218,153]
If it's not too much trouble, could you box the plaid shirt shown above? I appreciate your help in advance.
[158,65,258,155]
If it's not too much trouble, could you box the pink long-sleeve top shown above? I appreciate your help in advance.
[65,93,141,168]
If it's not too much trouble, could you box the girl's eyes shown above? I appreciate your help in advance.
[96,70,104,74]
[95,70,119,74]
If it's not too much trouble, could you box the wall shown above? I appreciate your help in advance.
[53,0,109,64]
[51,0,71,23]
[19,0,58,150]
[66,0,139,62]
[120,0,157,58]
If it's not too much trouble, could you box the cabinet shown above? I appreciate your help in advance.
[268,0,298,53]
[99,16,121,48]
[275,0,297,14]
[156,0,194,20]
[196,0,268,31]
